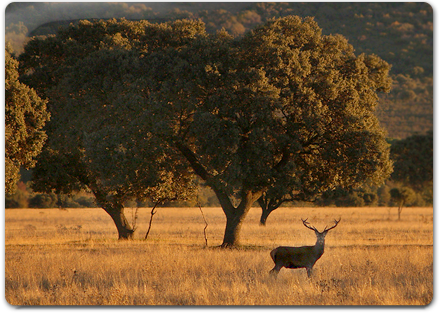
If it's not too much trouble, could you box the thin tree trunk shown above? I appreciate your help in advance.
[258,197,269,226]
[198,203,209,247]
[398,203,403,221]
[258,196,285,226]
[259,209,273,226]
[144,201,160,240]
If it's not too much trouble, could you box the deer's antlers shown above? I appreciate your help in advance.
[301,218,318,232]
[301,218,341,233]
[323,218,341,233]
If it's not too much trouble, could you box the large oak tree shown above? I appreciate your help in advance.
[142,16,393,246]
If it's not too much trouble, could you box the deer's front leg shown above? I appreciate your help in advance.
[269,264,282,276]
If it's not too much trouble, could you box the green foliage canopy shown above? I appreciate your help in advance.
[140,16,393,245]
[19,19,203,238]
[155,17,393,189]
[19,16,393,245]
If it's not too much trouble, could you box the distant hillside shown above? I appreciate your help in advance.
[27,18,170,37]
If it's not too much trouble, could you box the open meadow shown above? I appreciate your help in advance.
[5,206,433,305]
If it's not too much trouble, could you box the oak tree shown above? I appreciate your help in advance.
[144,16,393,246]
[19,19,201,239]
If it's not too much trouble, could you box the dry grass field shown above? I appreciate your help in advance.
[4,206,433,306]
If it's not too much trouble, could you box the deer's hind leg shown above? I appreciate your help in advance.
[306,267,313,277]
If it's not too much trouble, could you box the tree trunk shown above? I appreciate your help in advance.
[259,209,271,226]
[89,186,134,240]
[222,209,246,247]
[397,203,403,221]
[258,197,269,226]
[105,205,135,240]
[174,142,263,247]
[220,190,261,247]
[144,200,160,240]
[258,196,283,226]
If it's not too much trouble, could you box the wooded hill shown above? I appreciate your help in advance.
[6,2,433,139]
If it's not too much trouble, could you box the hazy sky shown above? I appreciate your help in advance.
[5,2,251,34]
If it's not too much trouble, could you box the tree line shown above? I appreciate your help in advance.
[5,15,432,245]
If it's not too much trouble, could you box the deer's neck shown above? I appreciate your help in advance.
[314,241,325,255]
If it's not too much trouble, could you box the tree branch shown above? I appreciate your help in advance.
[144,199,162,240]
[197,202,209,247]
[175,141,236,214]
[273,146,292,172]
[175,141,210,181]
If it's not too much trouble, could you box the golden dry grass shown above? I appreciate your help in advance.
[5,206,433,305]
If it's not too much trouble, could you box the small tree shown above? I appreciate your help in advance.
[5,46,49,193]
[390,130,433,201]
[390,187,416,220]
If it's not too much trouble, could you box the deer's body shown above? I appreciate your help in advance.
[270,244,324,275]
[270,218,340,277]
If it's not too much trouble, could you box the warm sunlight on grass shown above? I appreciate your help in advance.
[5,206,433,305]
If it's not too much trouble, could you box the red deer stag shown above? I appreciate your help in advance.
[270,218,341,277]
